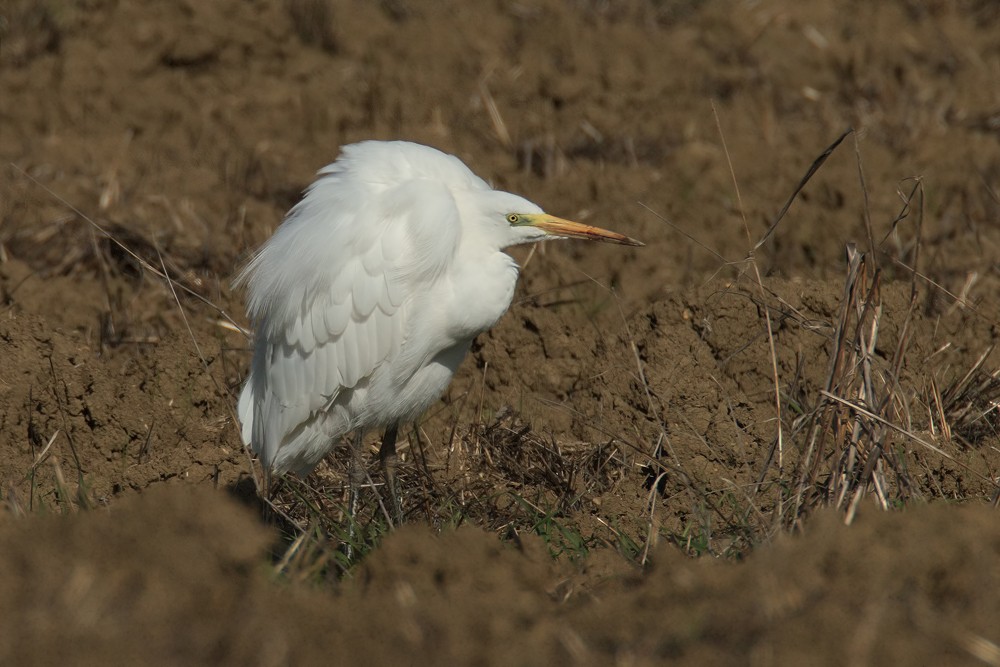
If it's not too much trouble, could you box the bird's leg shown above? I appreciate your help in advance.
[345,430,365,560]
[379,422,404,526]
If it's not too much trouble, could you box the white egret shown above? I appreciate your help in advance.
[236,140,641,525]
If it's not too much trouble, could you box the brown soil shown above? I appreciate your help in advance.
[2,0,999,664]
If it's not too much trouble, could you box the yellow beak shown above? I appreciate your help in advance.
[524,214,644,247]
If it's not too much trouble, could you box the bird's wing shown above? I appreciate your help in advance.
[237,173,463,472]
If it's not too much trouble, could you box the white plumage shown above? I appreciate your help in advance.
[236,140,640,483]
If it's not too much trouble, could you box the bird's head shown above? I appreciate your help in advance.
[475,191,643,250]
[503,210,644,248]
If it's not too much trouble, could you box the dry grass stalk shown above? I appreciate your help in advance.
[786,246,905,524]
[479,77,513,151]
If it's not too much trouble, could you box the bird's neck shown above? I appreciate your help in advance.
[440,247,520,344]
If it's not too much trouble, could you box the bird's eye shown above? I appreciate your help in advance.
[506,213,520,224]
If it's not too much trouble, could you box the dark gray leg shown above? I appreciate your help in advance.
[379,422,404,526]
[344,430,365,559]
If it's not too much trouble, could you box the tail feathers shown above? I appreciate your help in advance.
[272,421,337,477]
[236,375,344,477]
[237,380,254,446]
